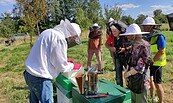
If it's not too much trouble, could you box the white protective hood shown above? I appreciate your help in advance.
[53,19,81,38]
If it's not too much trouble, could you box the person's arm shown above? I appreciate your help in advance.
[105,35,116,52]
[105,42,116,53]
[153,35,166,62]
[50,39,74,73]
[124,68,138,78]
[88,33,90,52]
[153,48,164,62]
[98,32,103,50]
[106,28,110,39]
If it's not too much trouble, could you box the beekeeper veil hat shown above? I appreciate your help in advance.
[53,19,81,48]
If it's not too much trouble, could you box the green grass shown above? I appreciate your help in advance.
[0,31,172,103]
[160,23,170,31]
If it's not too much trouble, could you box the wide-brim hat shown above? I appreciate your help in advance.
[120,23,149,36]
[141,17,161,26]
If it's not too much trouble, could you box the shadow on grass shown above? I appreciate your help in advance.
[12,86,28,90]
[82,40,88,44]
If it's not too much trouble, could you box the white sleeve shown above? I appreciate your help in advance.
[50,39,74,73]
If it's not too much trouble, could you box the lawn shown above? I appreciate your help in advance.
[0,31,172,103]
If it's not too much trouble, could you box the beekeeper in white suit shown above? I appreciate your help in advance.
[24,19,81,103]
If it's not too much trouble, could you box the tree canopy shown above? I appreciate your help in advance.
[0,0,169,39]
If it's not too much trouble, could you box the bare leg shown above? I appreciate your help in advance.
[150,76,156,97]
[155,83,164,103]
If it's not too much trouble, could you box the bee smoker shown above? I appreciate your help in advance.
[87,71,98,95]
[83,64,98,95]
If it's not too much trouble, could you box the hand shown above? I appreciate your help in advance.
[124,72,129,79]
[126,45,132,50]
[119,47,125,53]
[124,72,129,85]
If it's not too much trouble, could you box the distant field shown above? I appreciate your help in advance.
[160,23,170,31]
[0,30,172,103]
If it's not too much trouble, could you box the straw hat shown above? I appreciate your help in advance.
[141,17,161,26]
[120,23,149,36]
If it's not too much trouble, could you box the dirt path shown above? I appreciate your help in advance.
[0,92,9,103]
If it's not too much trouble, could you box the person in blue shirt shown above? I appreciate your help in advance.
[141,17,166,103]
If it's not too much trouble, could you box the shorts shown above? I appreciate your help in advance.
[150,66,162,84]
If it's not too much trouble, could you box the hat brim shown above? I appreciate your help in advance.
[120,32,149,36]
[140,24,161,26]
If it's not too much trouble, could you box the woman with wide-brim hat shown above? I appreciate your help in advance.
[120,23,153,103]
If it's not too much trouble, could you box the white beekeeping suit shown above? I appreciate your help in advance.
[25,19,81,79]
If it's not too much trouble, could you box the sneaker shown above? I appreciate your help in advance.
[96,70,103,74]
[151,96,158,103]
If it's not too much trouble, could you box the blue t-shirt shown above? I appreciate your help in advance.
[157,34,166,48]
[147,32,166,48]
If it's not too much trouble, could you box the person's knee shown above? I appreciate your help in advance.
[155,83,162,89]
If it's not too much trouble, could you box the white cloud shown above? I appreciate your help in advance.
[139,5,173,17]
[139,11,153,17]
[151,5,173,15]
[151,5,171,9]
[0,0,15,6]
[117,3,140,10]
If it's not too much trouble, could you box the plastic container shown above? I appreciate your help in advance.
[56,74,75,103]
[57,88,72,103]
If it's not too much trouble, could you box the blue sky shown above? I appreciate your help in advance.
[99,0,173,19]
[0,0,173,19]
[0,0,16,15]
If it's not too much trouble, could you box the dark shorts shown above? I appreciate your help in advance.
[109,50,114,57]
[150,66,162,84]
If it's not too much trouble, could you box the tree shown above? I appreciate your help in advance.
[104,4,123,21]
[0,13,15,38]
[97,9,105,27]
[74,0,103,29]
[12,5,21,33]
[16,0,48,46]
[86,0,102,24]
[154,9,162,17]
[153,9,168,23]
[39,0,61,32]
[57,0,78,22]
[74,8,91,30]
[135,14,147,24]
[121,15,135,26]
